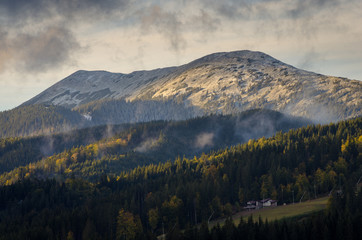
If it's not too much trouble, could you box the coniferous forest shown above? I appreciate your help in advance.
[1,2,362,239]
[0,109,309,184]
[0,116,360,239]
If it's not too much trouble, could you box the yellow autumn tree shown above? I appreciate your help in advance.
[116,209,142,240]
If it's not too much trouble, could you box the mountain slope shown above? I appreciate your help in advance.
[0,105,86,138]
[0,109,310,183]
[23,68,176,109]
[23,50,362,123]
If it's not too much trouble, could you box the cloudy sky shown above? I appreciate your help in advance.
[1,0,361,111]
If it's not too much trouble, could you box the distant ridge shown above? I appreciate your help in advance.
[21,50,361,124]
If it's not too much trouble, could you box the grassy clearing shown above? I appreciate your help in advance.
[209,196,329,228]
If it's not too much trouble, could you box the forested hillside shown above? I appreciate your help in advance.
[0,117,360,239]
[0,109,309,184]
[0,124,130,174]
[75,99,202,125]
[0,99,202,138]
[0,105,86,138]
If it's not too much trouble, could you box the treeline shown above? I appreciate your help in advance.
[0,98,202,138]
[0,104,85,138]
[0,109,309,184]
[0,117,360,239]
[0,100,310,139]
[75,98,202,125]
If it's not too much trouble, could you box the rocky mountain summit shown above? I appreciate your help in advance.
[23,50,361,123]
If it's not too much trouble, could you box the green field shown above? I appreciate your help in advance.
[209,196,329,228]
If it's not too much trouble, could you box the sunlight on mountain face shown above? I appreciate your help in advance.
[22,51,362,124]
[0,1,361,239]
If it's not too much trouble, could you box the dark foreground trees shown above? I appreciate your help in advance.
[167,187,362,240]
[0,117,360,239]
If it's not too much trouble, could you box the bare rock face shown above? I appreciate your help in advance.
[23,50,362,123]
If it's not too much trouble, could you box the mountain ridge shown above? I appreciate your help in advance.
[19,50,362,124]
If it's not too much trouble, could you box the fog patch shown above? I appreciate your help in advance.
[135,137,160,153]
[195,132,214,149]
[102,124,115,139]
[304,104,339,124]
[40,136,55,156]
[233,111,279,142]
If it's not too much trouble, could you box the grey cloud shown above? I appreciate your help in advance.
[0,25,80,73]
[198,0,304,21]
[189,10,220,34]
[288,0,341,19]
[0,0,131,25]
[0,29,11,73]
[0,0,356,76]
[197,0,250,19]
[194,0,347,23]
[139,5,186,52]
[196,0,353,48]
[0,0,131,74]
[136,4,222,52]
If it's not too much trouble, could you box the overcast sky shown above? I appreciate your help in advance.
[1,0,361,111]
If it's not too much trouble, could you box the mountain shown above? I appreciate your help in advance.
[23,50,362,124]
[2,50,360,138]
[23,67,176,109]
[2,51,360,240]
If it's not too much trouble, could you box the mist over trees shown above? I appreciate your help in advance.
[0,109,309,184]
[0,116,360,239]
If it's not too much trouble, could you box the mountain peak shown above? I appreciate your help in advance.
[187,50,280,66]
[21,50,362,122]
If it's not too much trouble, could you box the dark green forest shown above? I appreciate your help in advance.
[0,109,309,184]
[0,117,360,239]
[0,100,312,139]
[0,105,85,138]
[0,99,202,138]
[75,98,201,125]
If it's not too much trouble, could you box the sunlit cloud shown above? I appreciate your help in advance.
[0,0,361,110]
